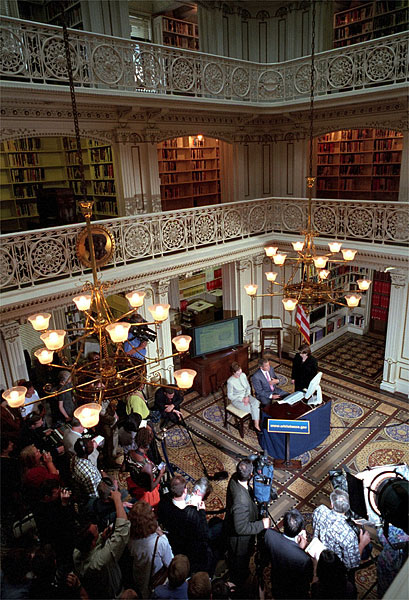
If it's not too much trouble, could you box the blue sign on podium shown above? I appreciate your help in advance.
[267,419,310,435]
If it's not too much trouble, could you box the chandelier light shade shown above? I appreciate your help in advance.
[328,242,342,253]
[313,256,329,269]
[242,0,371,315]
[282,298,298,311]
[148,304,170,322]
[264,246,278,257]
[40,330,66,350]
[244,284,258,296]
[357,278,372,291]
[125,291,146,308]
[74,403,102,428]
[265,272,278,282]
[172,335,192,352]
[106,322,132,343]
[273,254,287,265]
[73,294,92,311]
[27,313,51,331]
[34,348,54,365]
[345,293,362,308]
[341,249,358,261]
[173,369,197,389]
[2,386,27,408]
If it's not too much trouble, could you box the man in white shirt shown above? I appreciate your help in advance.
[18,380,40,419]
[251,357,287,406]
[63,417,99,467]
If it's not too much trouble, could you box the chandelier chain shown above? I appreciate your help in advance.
[308,0,316,180]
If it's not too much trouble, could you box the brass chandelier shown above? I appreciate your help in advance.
[245,0,371,313]
[2,21,196,426]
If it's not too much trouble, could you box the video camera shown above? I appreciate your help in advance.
[128,315,157,343]
[249,451,278,517]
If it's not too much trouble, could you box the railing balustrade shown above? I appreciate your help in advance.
[0,17,408,103]
[0,197,407,292]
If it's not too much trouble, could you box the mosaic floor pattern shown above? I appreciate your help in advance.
[160,355,407,599]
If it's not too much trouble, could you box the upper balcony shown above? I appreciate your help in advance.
[0,17,408,109]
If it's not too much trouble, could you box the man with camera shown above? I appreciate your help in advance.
[224,459,270,590]
[124,314,156,360]
[313,488,371,570]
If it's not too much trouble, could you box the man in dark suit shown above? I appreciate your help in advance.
[154,386,183,426]
[264,509,313,599]
[251,357,287,406]
[224,459,270,589]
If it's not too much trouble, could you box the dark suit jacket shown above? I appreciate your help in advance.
[154,388,183,415]
[291,354,318,391]
[264,529,313,599]
[251,366,286,405]
[157,496,213,573]
[224,474,264,558]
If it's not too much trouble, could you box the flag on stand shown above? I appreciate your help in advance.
[296,304,310,344]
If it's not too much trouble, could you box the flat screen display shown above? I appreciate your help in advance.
[191,316,243,358]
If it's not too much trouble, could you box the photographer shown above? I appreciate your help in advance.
[154,387,183,427]
[313,489,371,570]
[124,314,156,361]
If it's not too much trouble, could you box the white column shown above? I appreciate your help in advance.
[380,269,409,395]
[144,280,174,389]
[0,321,28,387]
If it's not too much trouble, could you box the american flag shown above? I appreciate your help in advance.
[296,304,310,344]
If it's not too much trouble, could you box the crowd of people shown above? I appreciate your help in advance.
[1,345,407,599]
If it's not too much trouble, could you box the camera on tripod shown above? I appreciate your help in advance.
[133,324,157,343]
[249,451,278,517]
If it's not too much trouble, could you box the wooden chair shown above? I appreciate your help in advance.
[220,382,251,439]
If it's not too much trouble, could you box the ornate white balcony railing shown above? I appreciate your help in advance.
[1,198,407,292]
[0,17,408,103]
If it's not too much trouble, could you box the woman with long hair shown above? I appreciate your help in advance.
[128,501,173,598]
[125,427,165,509]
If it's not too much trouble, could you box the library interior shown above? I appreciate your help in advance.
[0,1,408,599]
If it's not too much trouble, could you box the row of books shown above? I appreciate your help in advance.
[92,164,114,179]
[373,152,401,163]
[371,178,399,191]
[3,138,41,151]
[163,19,197,36]
[372,293,390,309]
[371,307,388,321]
[13,183,41,198]
[93,181,116,195]
[373,280,391,293]
[95,200,118,214]
[335,4,373,27]
[374,139,400,150]
[16,202,38,216]
[7,152,39,167]
[90,147,112,163]
[11,168,45,182]
[373,164,400,175]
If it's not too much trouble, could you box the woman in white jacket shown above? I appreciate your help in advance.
[227,362,261,431]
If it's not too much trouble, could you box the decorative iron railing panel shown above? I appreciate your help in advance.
[1,198,407,292]
[0,17,407,102]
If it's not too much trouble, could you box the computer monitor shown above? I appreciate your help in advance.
[305,371,323,400]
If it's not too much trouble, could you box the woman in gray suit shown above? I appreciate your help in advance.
[227,362,261,432]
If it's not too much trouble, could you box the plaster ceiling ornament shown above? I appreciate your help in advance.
[162,219,186,251]
[42,36,79,79]
[223,209,242,239]
[0,27,26,75]
[0,248,16,288]
[346,208,374,239]
[282,204,305,232]
[258,70,284,100]
[92,44,124,85]
[385,210,409,243]
[312,205,336,235]
[248,205,266,233]
[328,55,353,88]
[203,62,225,95]
[294,64,317,94]
[194,214,217,244]
[29,238,68,277]
[232,66,250,97]
[134,51,161,89]
[171,57,195,91]
[366,46,395,81]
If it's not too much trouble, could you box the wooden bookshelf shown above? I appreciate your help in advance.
[45,0,85,29]
[316,128,403,201]
[334,1,409,48]
[157,135,221,211]
[1,136,119,232]
[369,271,391,334]
[308,265,372,349]
[153,15,199,50]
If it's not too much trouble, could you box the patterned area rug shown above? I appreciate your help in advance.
[154,358,408,599]
[313,332,385,385]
